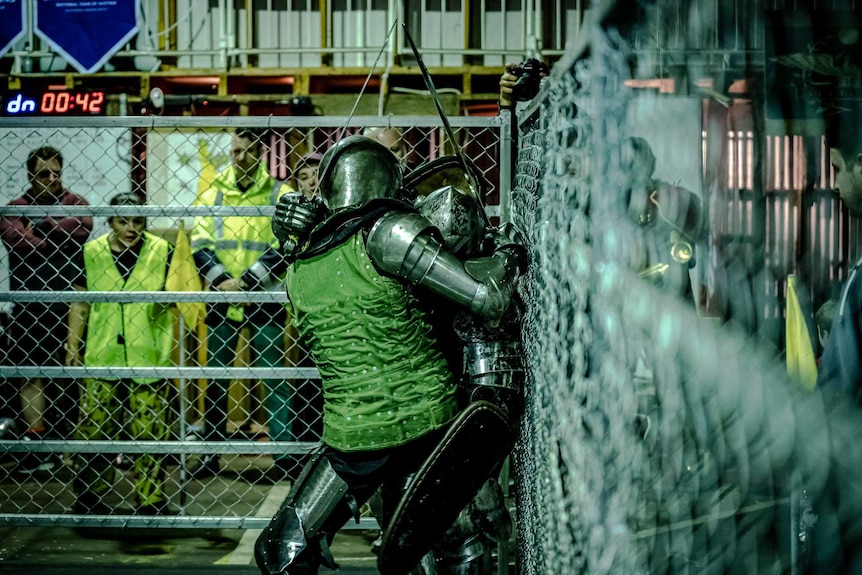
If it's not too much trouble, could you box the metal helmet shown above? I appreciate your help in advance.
[317,135,403,211]
[415,184,485,257]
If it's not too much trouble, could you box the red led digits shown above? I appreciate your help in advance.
[9,91,107,116]
[89,92,104,113]
[40,92,56,113]
[75,92,90,110]
[55,92,70,113]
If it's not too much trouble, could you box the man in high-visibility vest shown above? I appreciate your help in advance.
[65,192,175,515]
[191,128,294,479]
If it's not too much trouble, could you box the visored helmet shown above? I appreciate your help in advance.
[415,184,485,257]
[403,155,484,200]
[318,135,403,211]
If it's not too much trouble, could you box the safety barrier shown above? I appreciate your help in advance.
[0,114,510,533]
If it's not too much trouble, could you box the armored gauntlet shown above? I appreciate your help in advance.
[272,192,323,255]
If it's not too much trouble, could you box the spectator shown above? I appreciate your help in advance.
[293,152,322,198]
[621,136,704,304]
[498,58,548,110]
[65,192,175,515]
[498,66,519,110]
[815,109,862,399]
[815,298,838,360]
[0,146,92,476]
[363,126,408,166]
[190,128,293,480]
[287,152,326,459]
[807,104,862,575]
[498,60,548,184]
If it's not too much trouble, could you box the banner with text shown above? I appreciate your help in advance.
[0,0,26,59]
[35,0,139,73]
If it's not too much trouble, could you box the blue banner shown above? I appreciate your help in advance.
[35,0,139,74]
[0,0,26,59]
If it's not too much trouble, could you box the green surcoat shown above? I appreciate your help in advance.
[285,232,458,451]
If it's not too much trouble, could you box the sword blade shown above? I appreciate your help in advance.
[401,23,485,209]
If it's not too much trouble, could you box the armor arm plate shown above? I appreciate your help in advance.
[367,211,517,319]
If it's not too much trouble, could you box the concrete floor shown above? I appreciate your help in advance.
[0,450,515,575]
[0,524,382,574]
[0,451,383,574]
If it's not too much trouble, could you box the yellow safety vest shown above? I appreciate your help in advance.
[191,162,289,278]
[83,232,173,383]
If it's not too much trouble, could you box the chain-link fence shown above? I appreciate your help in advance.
[512,1,862,574]
[0,114,510,530]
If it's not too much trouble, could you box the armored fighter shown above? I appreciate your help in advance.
[254,135,526,575]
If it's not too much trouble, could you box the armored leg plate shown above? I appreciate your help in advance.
[378,400,514,575]
[255,451,349,575]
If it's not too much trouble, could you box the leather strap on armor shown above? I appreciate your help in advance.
[298,198,413,260]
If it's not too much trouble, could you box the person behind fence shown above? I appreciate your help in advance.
[0,146,93,476]
[363,126,409,168]
[796,102,862,573]
[498,58,549,111]
[621,136,704,305]
[191,127,294,480]
[814,298,838,365]
[286,150,326,450]
[253,135,527,575]
[816,107,862,400]
[293,152,322,199]
[497,60,548,184]
[65,192,176,516]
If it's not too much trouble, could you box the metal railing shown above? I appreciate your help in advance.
[4,0,583,74]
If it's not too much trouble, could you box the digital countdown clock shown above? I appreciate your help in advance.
[3,90,107,116]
